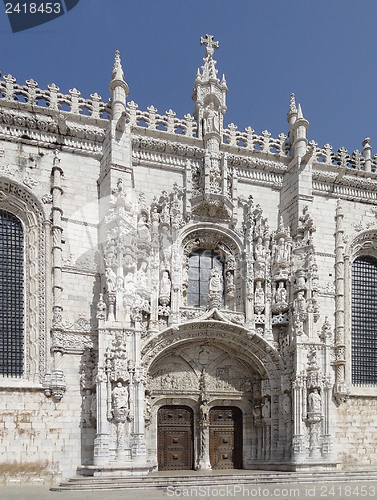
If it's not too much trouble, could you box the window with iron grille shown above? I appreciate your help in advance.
[0,210,24,377]
[352,255,377,384]
[187,249,224,307]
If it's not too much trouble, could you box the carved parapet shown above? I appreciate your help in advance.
[0,74,109,118]
[223,124,287,156]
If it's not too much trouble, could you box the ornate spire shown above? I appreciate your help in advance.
[112,50,125,81]
[200,34,219,81]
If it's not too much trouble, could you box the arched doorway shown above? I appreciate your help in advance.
[157,406,194,471]
[209,406,243,469]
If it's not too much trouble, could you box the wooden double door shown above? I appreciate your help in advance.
[157,405,242,471]
[209,406,243,469]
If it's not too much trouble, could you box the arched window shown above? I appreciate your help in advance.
[0,210,24,376]
[187,249,224,307]
[351,255,377,384]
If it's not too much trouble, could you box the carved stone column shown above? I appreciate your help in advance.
[93,325,111,466]
[292,376,306,462]
[334,200,348,402]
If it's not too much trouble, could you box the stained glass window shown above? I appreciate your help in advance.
[0,210,24,376]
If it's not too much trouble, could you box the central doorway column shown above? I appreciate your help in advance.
[197,421,211,470]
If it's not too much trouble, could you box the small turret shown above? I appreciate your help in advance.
[109,50,129,123]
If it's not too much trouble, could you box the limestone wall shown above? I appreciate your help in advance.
[0,355,86,484]
[336,398,377,468]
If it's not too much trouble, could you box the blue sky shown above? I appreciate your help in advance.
[0,1,376,155]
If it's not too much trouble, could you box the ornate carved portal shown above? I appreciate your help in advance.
[157,406,194,471]
[209,407,243,469]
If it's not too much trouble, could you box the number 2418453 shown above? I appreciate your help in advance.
[5,3,61,14]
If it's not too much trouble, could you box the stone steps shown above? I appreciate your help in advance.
[52,470,377,491]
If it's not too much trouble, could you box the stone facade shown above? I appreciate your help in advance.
[1,35,377,482]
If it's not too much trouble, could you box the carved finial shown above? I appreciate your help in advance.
[200,34,219,58]
[289,93,297,114]
[199,34,219,81]
[112,50,124,81]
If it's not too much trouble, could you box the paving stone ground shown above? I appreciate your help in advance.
[2,482,377,500]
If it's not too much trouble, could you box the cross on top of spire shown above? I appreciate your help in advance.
[200,34,219,58]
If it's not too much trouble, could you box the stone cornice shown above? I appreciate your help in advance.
[0,103,107,156]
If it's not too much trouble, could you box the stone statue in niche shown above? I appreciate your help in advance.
[112,382,129,422]
[199,399,210,423]
[294,291,307,316]
[96,294,107,320]
[207,268,223,309]
[275,237,289,263]
[275,281,287,304]
[204,102,219,134]
[137,213,151,243]
[308,389,322,414]
[160,225,172,268]
[262,397,271,419]
[209,267,223,292]
[159,270,171,306]
[254,281,265,314]
[137,260,149,289]
[105,267,116,293]
[254,237,266,262]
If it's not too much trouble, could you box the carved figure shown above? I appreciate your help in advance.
[112,382,129,422]
[204,102,219,134]
[254,281,265,305]
[137,260,149,289]
[96,294,106,320]
[294,291,307,315]
[254,237,265,261]
[137,214,150,242]
[208,267,223,292]
[275,281,287,304]
[159,271,171,305]
[262,397,271,419]
[105,267,116,293]
[200,400,210,423]
[308,389,322,414]
[275,237,288,263]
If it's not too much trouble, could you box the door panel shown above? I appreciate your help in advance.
[157,406,194,470]
[209,407,242,469]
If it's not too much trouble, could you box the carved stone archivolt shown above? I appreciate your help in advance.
[142,321,283,383]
